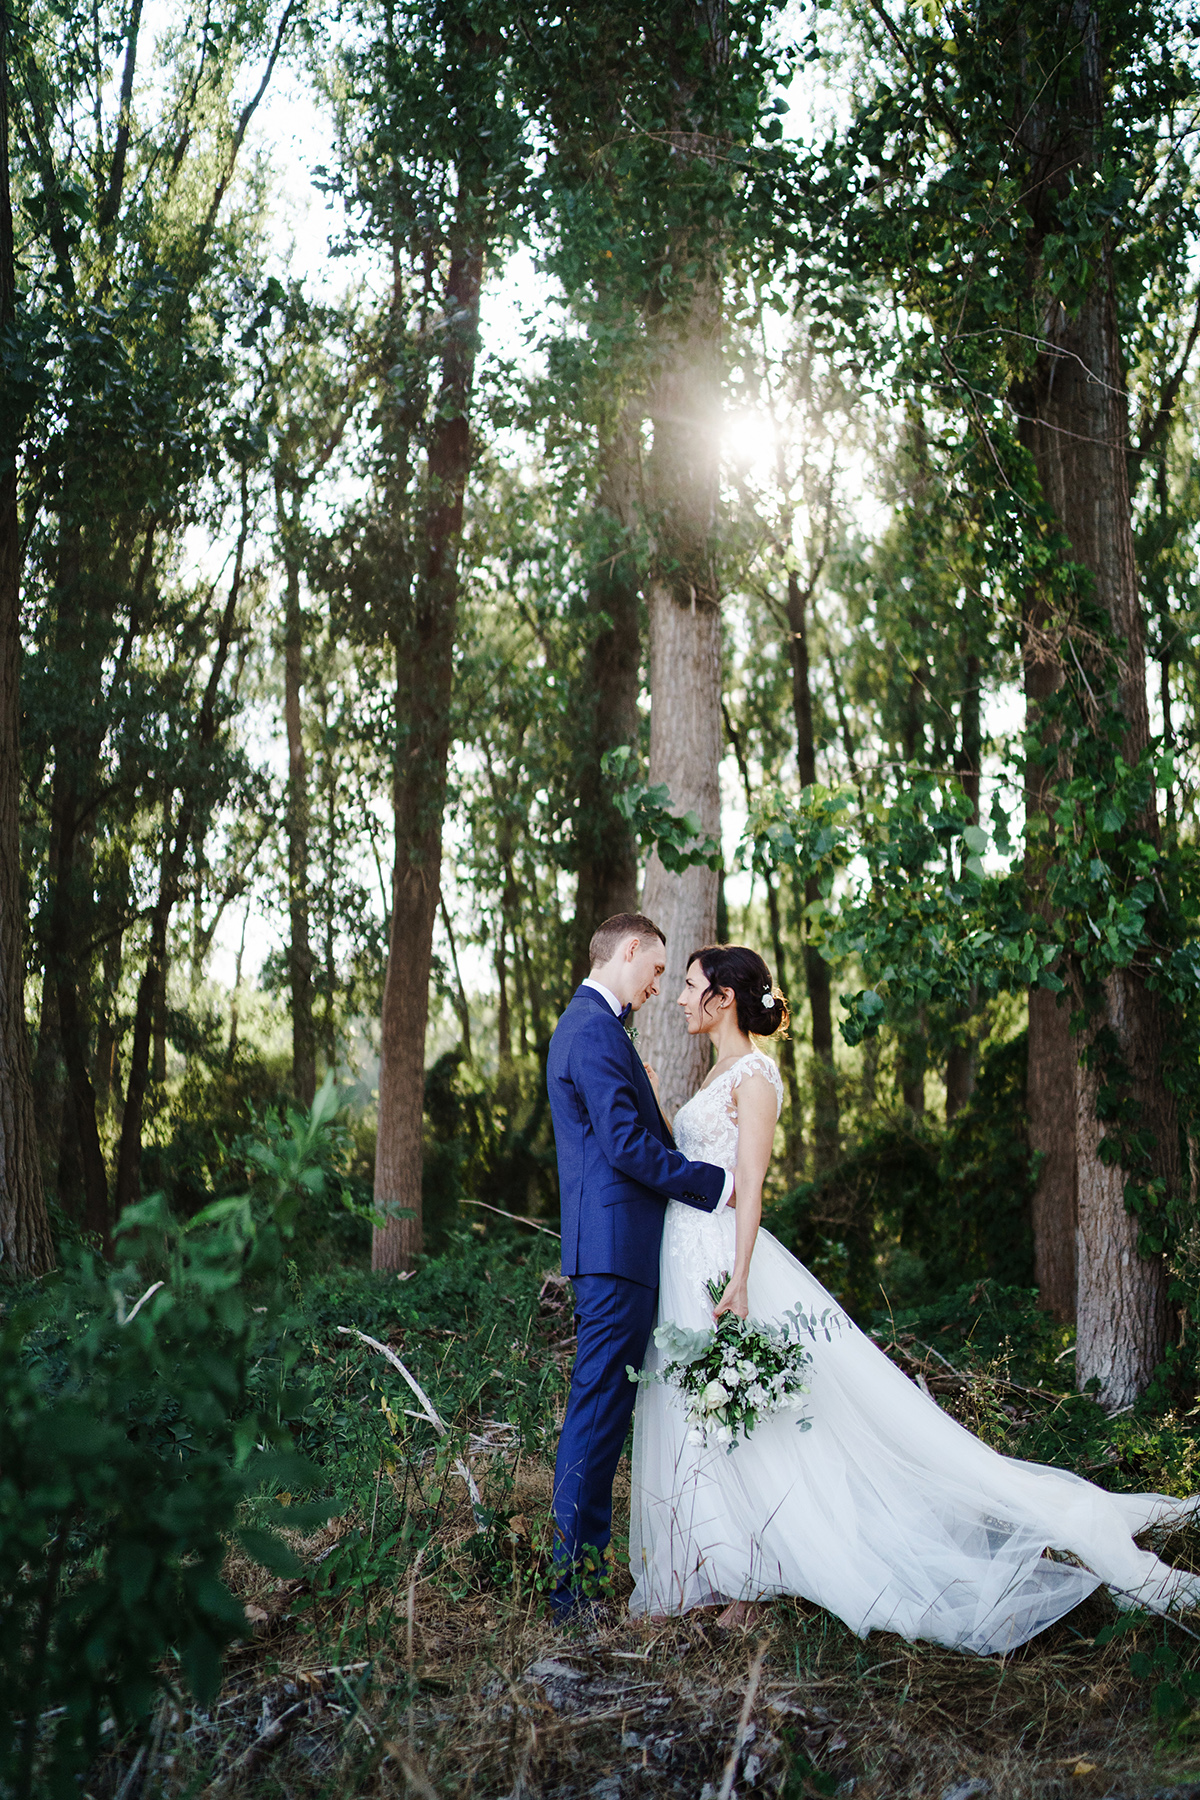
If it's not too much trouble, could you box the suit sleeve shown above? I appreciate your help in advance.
[571,1022,725,1212]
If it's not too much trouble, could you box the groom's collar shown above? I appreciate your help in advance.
[577,979,633,1025]
[580,976,623,1016]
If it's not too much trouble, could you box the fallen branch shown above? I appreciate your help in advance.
[119,1280,164,1325]
[718,1642,768,1800]
[204,1700,305,1796]
[461,1197,561,1239]
[336,1327,485,1522]
[879,1335,1072,1411]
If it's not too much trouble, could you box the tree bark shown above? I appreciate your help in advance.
[571,412,641,988]
[638,278,723,1118]
[1028,988,1078,1320]
[786,566,839,1172]
[639,589,721,1120]
[946,653,981,1120]
[1024,584,1078,1320]
[42,525,109,1238]
[1074,989,1170,1403]
[0,0,55,1276]
[94,900,126,1122]
[632,3,730,1121]
[371,235,483,1273]
[279,490,316,1105]
[1016,5,1172,1401]
[722,701,804,1182]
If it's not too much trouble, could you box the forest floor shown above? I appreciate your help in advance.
[87,1479,1200,1800]
[82,1259,1200,1800]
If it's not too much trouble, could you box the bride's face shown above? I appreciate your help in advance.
[677,964,726,1035]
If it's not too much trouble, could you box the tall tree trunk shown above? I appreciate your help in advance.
[786,566,839,1172]
[638,278,723,1119]
[439,890,472,1060]
[1017,5,1172,1402]
[0,2,54,1275]
[520,920,545,1045]
[151,959,167,1086]
[900,1016,926,1121]
[94,888,126,1122]
[946,652,981,1120]
[496,921,512,1068]
[113,487,248,1215]
[372,235,483,1273]
[321,693,338,1066]
[32,977,65,1198]
[571,412,641,987]
[722,701,804,1181]
[279,498,315,1105]
[632,2,731,1121]
[1024,610,1078,1320]
[43,543,109,1239]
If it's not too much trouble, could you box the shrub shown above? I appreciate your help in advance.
[0,1084,344,1798]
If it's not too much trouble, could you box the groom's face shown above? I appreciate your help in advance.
[626,938,667,1011]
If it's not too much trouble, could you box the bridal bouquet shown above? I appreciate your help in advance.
[628,1274,826,1454]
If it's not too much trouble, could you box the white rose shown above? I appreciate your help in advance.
[738,1361,757,1380]
[700,1379,730,1411]
[686,1428,703,1445]
[716,1426,732,1445]
[724,1368,742,1387]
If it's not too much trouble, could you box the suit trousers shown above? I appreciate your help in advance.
[551,1271,657,1616]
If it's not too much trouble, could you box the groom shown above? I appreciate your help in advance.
[546,911,732,1620]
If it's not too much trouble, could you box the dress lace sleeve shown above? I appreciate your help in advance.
[730,1050,784,1119]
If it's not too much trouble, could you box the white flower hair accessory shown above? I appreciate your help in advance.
[762,989,776,1009]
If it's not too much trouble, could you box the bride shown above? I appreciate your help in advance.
[631,943,1200,1654]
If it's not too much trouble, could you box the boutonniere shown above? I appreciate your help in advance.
[625,1022,639,1044]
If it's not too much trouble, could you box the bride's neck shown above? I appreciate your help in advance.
[709,1016,752,1064]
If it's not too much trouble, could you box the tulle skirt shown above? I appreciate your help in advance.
[628,1202,1199,1654]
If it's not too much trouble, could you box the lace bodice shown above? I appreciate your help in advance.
[673,1050,784,1175]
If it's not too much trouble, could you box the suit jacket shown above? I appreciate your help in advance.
[547,984,726,1285]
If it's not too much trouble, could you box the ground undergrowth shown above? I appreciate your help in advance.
[72,1261,1200,1800]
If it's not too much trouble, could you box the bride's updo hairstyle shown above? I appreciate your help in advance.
[687,944,790,1038]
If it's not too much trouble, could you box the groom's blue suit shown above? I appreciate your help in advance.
[546,982,727,1616]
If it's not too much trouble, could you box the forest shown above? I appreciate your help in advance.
[5,0,1200,1794]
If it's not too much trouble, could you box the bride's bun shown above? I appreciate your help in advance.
[687,945,790,1038]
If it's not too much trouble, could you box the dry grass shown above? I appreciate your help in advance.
[82,1446,1200,1800]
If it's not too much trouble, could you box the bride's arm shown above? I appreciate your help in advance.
[712,1073,776,1322]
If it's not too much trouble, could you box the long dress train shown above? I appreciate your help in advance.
[629,1050,1200,1655]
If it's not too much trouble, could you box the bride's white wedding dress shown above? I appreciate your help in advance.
[629,1049,1200,1654]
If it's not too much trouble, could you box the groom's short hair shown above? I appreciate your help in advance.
[589,912,665,968]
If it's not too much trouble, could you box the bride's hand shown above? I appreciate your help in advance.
[713,1278,749,1322]
[642,1062,661,1097]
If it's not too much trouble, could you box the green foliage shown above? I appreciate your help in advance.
[768,1034,1035,1318]
[924,1033,1036,1294]
[602,745,723,873]
[1096,1612,1200,1749]
[0,1088,344,1798]
[421,1050,558,1251]
[296,1236,565,1479]
[749,776,1065,1049]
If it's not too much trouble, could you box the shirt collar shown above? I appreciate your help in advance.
[581,976,623,1016]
